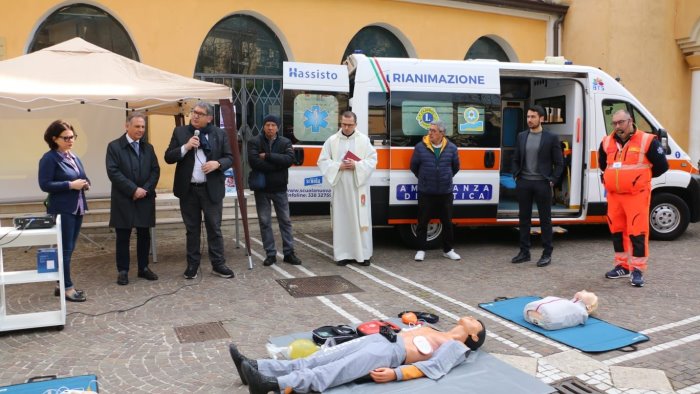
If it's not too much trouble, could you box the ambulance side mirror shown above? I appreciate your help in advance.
[657,129,671,155]
[293,147,304,166]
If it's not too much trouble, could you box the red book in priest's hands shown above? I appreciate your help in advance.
[343,150,361,161]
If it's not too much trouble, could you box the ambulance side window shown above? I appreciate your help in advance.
[368,93,388,144]
[388,91,501,148]
[602,100,657,136]
[282,90,349,145]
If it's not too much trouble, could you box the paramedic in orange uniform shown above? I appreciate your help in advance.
[599,109,668,287]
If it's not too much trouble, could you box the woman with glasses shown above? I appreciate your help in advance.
[38,120,90,302]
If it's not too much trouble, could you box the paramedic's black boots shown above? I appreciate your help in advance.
[229,344,257,386]
[242,360,280,394]
[511,251,531,264]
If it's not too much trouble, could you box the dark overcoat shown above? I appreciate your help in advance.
[106,134,160,228]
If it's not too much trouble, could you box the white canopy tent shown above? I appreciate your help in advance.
[0,37,230,115]
[0,38,253,265]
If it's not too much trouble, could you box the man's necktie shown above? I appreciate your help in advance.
[131,141,139,156]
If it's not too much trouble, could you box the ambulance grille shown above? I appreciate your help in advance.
[551,377,605,394]
[276,275,363,298]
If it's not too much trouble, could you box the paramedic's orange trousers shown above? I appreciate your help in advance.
[606,190,651,272]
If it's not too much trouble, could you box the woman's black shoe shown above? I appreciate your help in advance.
[55,288,84,297]
[65,291,87,302]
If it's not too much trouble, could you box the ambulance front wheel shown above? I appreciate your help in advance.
[649,192,689,241]
[398,223,442,249]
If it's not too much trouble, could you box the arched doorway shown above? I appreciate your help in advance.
[195,14,288,182]
[29,3,138,60]
[465,36,510,62]
[341,26,409,62]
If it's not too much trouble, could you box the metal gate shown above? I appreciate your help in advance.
[195,73,283,187]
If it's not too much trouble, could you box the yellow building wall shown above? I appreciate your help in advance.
[563,0,692,151]
[0,0,549,192]
[676,0,700,40]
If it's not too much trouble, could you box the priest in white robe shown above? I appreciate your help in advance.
[317,111,378,266]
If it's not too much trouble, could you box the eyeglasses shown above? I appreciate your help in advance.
[340,123,355,127]
[57,135,76,142]
[191,110,209,118]
[611,119,631,127]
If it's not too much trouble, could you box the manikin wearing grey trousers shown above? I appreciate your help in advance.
[230,316,486,394]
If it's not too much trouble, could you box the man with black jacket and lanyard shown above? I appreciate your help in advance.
[248,115,302,267]
[599,109,668,287]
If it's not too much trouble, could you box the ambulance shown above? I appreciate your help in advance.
[281,54,700,248]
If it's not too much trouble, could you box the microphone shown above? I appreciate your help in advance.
[193,129,200,154]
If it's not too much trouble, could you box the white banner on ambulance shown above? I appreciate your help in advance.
[283,62,349,92]
[375,59,500,94]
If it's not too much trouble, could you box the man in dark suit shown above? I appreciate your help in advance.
[511,105,564,267]
[164,101,235,279]
[106,112,161,285]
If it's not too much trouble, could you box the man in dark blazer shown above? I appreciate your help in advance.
[106,112,160,285]
[511,105,564,267]
[164,101,234,279]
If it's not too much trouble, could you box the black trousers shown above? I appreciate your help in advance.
[115,227,151,273]
[179,185,225,267]
[415,193,454,252]
[516,178,553,256]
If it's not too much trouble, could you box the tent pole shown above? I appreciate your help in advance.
[219,99,253,270]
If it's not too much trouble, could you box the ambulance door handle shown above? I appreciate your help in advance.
[484,151,495,168]
[293,147,304,166]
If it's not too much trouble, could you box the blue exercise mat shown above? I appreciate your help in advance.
[479,296,649,353]
[0,374,99,393]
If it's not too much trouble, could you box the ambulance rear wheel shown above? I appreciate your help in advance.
[649,192,689,241]
[398,223,442,249]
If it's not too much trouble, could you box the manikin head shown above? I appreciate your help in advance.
[457,316,486,351]
[575,290,599,314]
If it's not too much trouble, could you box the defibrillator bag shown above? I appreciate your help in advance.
[312,325,358,346]
[356,320,402,337]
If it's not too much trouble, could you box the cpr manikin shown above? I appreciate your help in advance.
[523,290,599,330]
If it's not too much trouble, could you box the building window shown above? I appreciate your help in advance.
[29,3,138,60]
[465,36,509,62]
[341,26,408,62]
[196,15,287,75]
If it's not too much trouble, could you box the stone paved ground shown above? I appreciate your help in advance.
[1,216,699,393]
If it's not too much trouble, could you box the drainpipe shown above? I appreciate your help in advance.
[552,14,565,56]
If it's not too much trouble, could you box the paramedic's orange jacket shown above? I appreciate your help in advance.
[598,130,668,194]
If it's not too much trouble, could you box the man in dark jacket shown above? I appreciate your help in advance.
[106,112,160,285]
[410,120,461,262]
[511,105,564,268]
[248,115,302,266]
[164,102,235,280]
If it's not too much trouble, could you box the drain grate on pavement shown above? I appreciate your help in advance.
[174,321,230,344]
[550,377,605,394]
[276,275,363,298]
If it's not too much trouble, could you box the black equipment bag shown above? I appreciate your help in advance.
[312,325,358,345]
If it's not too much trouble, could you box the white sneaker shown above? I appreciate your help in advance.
[443,249,461,260]
[414,250,425,261]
